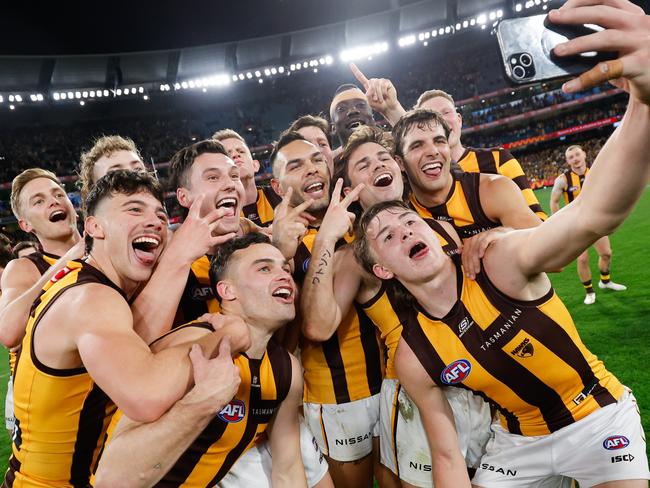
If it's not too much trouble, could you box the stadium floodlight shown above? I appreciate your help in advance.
[258,78,263,84]
[255,70,261,77]
[67,91,74,99]
[232,75,238,82]
[431,30,437,37]
[181,81,189,89]
[9,104,15,110]
[188,80,195,88]
[470,18,476,26]
[61,93,67,100]
[313,68,318,73]
[489,11,496,20]
[398,35,416,47]
[278,66,285,73]
[89,90,95,97]
[515,3,523,11]
[30,94,37,102]
[456,22,461,30]
[290,64,296,71]
[303,61,308,68]
[82,91,88,98]
[37,94,44,101]
[271,67,278,74]
[0,95,3,103]
[8,95,14,102]
[246,72,253,79]
[462,20,469,28]
[318,58,325,65]
[80,101,85,106]
[535,0,541,4]
[138,86,144,93]
[202,87,207,92]
[53,92,60,101]
[144,95,149,100]
[445,26,452,33]
[418,33,425,41]
[497,9,503,17]
[116,88,122,96]
[525,0,534,8]
[103,89,109,97]
[238,73,245,80]
[477,13,487,24]
[325,55,333,65]
[75,91,81,99]
[15,95,22,102]
[339,41,389,62]
[438,27,445,35]
[264,68,271,76]
[96,90,103,98]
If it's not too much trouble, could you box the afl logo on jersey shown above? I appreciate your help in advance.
[218,399,246,423]
[441,359,472,385]
[603,435,630,450]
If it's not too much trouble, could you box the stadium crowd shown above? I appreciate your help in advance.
[0,2,648,488]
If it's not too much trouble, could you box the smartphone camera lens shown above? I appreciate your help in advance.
[519,53,533,67]
[512,65,526,80]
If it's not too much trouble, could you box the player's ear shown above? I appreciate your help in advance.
[176,187,191,209]
[270,178,284,198]
[372,263,394,280]
[253,159,260,173]
[216,280,236,301]
[342,186,352,197]
[84,215,105,243]
[17,218,33,234]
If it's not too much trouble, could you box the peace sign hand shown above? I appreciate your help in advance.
[318,179,365,243]
[271,187,315,259]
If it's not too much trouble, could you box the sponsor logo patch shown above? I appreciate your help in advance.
[611,454,635,463]
[191,286,214,300]
[479,463,517,477]
[603,435,630,450]
[218,399,246,423]
[440,359,471,385]
[510,338,534,358]
[458,317,474,338]
[302,257,311,274]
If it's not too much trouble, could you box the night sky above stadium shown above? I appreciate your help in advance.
[0,0,419,56]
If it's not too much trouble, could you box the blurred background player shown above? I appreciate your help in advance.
[550,144,627,305]
[213,128,281,227]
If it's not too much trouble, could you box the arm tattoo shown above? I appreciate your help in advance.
[311,249,332,285]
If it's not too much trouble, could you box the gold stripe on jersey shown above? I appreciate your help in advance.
[361,220,460,379]
[9,252,60,376]
[241,186,282,227]
[458,147,547,220]
[399,260,624,436]
[563,167,590,204]
[7,261,119,487]
[296,229,383,405]
[409,171,500,240]
[174,255,221,327]
[103,322,292,487]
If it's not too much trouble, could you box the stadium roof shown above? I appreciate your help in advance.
[0,0,509,91]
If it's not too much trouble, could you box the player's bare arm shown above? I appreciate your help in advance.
[301,179,364,341]
[479,174,542,230]
[480,1,650,299]
[0,241,84,347]
[394,338,471,488]
[549,173,568,214]
[94,338,241,487]
[268,354,308,488]
[39,284,243,423]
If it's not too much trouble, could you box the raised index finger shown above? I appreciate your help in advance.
[350,63,370,89]
[340,183,365,209]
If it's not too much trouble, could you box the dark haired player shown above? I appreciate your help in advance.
[5,171,248,487]
[95,233,307,487]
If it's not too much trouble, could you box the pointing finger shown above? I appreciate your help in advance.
[350,63,370,89]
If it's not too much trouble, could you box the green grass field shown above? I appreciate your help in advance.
[0,187,648,477]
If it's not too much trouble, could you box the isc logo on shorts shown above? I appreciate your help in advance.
[218,399,246,423]
[440,359,472,385]
[302,257,311,273]
[603,435,630,450]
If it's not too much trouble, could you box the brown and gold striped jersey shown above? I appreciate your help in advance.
[174,255,221,327]
[296,229,383,404]
[409,171,500,240]
[360,220,460,380]
[6,261,119,487]
[562,167,590,204]
[458,147,546,220]
[104,321,292,487]
[240,186,282,227]
[398,259,624,436]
